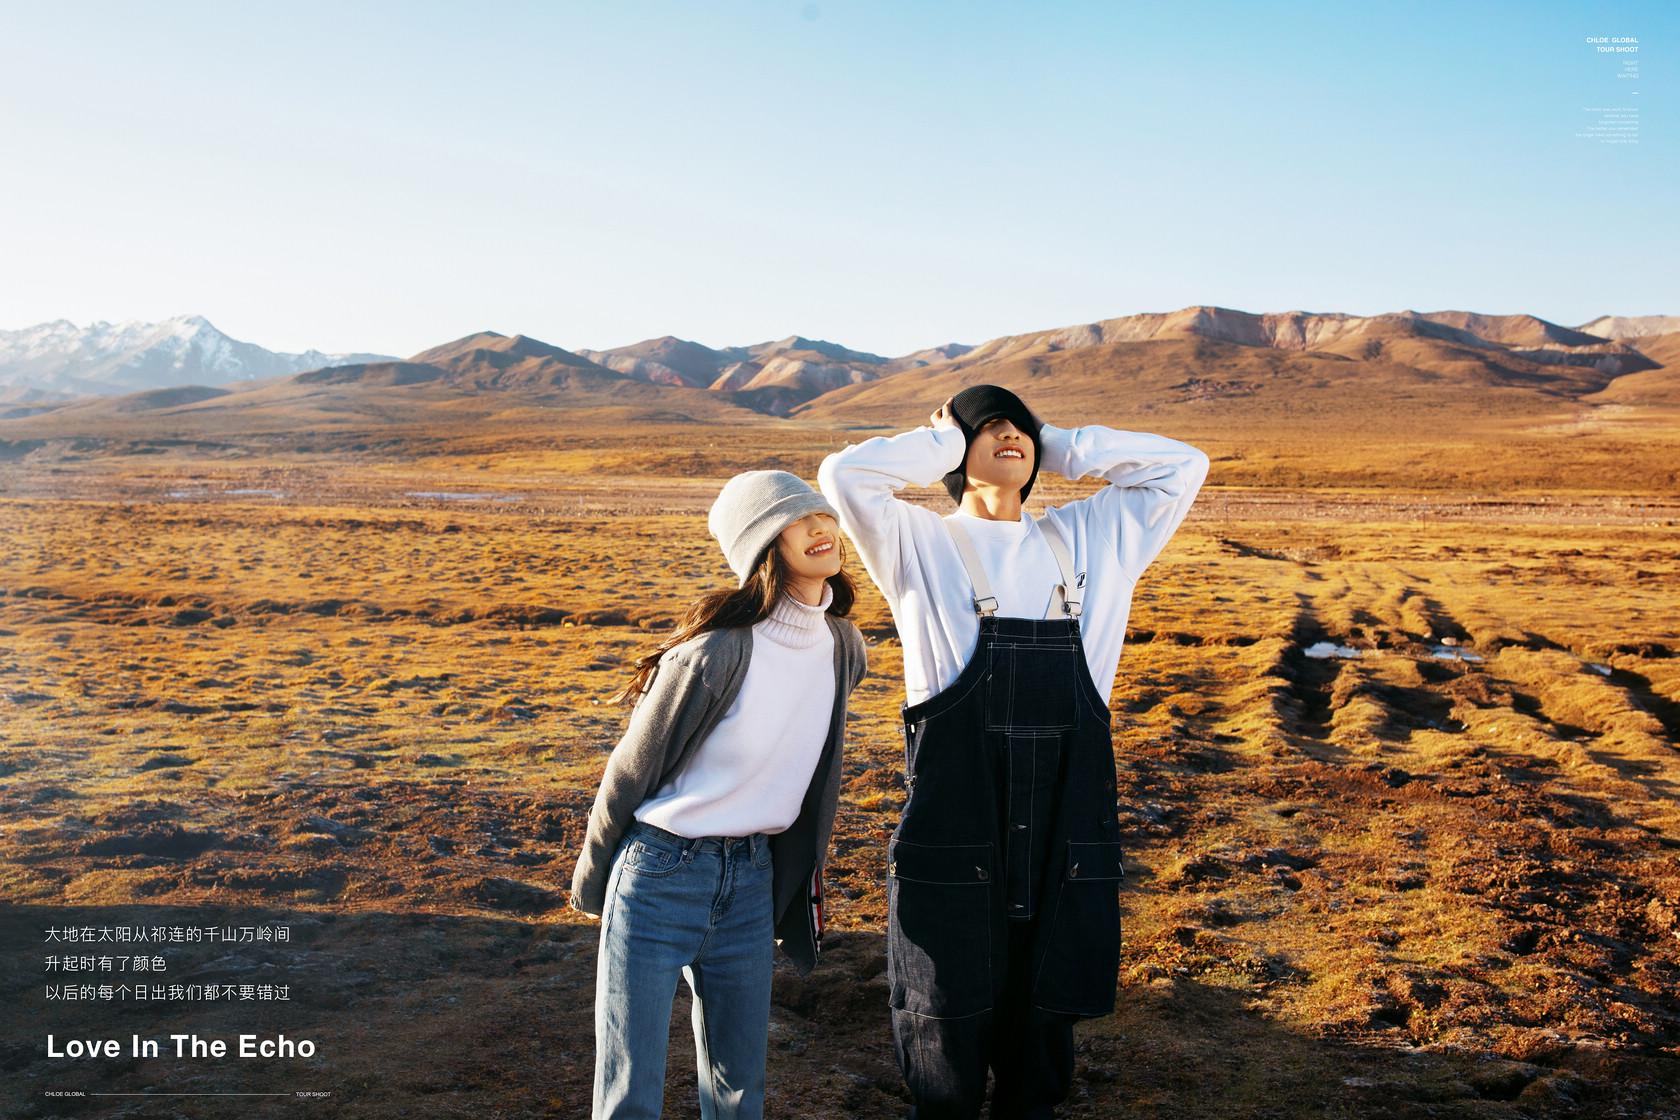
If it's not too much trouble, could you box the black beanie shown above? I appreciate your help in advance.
[940,384,1043,505]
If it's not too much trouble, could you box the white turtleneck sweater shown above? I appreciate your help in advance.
[633,582,837,839]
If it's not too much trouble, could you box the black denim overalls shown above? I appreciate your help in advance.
[888,516,1125,1118]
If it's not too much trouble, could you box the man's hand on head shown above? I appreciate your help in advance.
[929,396,957,430]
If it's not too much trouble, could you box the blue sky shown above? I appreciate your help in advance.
[0,0,1671,357]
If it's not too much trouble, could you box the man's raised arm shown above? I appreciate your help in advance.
[817,423,966,600]
[1037,422,1211,582]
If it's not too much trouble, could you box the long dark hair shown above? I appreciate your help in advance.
[608,535,856,706]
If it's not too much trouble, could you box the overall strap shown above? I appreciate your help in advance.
[1036,517,1083,619]
[943,517,997,616]
[946,515,1083,619]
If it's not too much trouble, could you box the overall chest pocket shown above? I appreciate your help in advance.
[886,838,994,1018]
[984,642,1079,732]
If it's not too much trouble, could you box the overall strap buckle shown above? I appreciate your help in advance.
[1037,517,1084,619]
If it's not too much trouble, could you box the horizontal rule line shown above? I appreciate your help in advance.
[86,1091,304,1096]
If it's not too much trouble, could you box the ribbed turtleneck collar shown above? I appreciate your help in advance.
[757,582,834,649]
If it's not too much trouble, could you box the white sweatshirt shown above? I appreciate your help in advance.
[634,583,837,838]
[817,422,1210,708]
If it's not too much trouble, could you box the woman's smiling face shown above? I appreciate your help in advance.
[776,511,843,583]
[962,416,1035,492]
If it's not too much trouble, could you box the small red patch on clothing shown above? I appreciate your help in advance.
[810,869,825,953]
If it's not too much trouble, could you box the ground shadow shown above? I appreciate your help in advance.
[5,904,1677,1119]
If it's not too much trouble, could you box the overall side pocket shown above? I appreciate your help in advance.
[886,838,994,1018]
[1032,839,1124,1016]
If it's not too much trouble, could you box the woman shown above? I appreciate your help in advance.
[570,469,869,1120]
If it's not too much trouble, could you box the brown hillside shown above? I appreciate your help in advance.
[1412,310,1606,348]
[578,335,727,388]
[1585,332,1680,406]
[408,331,600,370]
[35,383,236,416]
[1627,330,1680,370]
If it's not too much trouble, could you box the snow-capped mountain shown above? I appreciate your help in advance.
[1575,315,1680,341]
[0,315,394,398]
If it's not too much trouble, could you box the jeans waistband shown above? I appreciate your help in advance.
[629,819,767,856]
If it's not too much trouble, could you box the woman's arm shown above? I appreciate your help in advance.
[569,649,716,915]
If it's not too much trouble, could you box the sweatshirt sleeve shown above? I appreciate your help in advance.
[817,424,968,601]
[1037,422,1211,583]
[569,649,717,916]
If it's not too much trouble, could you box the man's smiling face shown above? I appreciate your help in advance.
[962,416,1035,494]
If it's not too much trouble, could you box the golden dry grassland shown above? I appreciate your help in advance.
[2,422,1678,1117]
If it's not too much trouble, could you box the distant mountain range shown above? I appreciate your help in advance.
[575,335,973,412]
[0,315,976,419]
[0,315,394,406]
[1,308,1675,428]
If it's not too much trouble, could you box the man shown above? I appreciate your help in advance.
[817,385,1209,1119]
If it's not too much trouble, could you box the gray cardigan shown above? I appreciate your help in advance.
[570,613,868,975]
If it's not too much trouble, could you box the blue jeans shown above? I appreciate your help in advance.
[593,821,775,1119]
